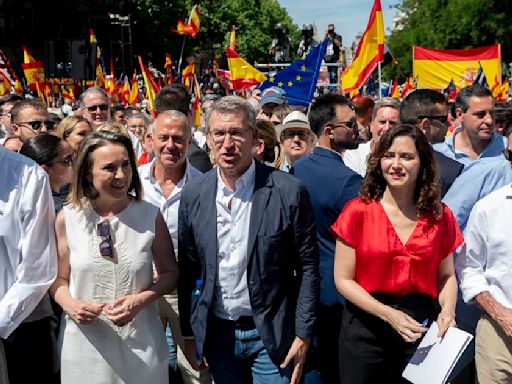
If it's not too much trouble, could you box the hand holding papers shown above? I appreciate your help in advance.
[402,322,473,384]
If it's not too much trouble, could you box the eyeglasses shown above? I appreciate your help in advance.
[502,148,512,161]
[16,120,56,131]
[281,130,311,140]
[48,155,74,167]
[418,115,449,123]
[332,120,357,130]
[209,129,248,144]
[97,220,114,258]
[86,104,109,112]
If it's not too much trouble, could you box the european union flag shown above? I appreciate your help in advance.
[258,39,328,107]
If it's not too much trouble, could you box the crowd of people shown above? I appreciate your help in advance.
[1,80,512,384]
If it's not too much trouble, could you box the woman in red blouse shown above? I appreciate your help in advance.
[332,124,463,383]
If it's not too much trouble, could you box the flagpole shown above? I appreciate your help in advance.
[378,62,382,99]
[178,36,188,76]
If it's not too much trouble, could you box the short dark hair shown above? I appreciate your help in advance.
[10,99,47,123]
[0,94,24,108]
[308,94,352,136]
[360,124,442,219]
[69,131,142,208]
[155,84,191,115]
[400,89,447,124]
[19,134,62,165]
[455,84,493,113]
[111,105,125,118]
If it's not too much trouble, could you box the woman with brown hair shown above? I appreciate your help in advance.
[56,116,93,154]
[252,119,280,166]
[50,131,179,384]
[332,124,463,383]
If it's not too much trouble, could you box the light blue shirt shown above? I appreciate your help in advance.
[443,156,512,232]
[433,127,507,166]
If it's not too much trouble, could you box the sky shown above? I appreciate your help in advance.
[278,0,400,47]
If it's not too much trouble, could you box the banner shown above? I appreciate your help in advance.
[413,45,501,89]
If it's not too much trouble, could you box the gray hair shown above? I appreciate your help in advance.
[151,110,190,136]
[205,96,256,133]
[79,87,110,108]
[371,97,401,121]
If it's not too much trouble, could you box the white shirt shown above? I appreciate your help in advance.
[138,159,202,253]
[213,160,256,320]
[0,147,57,338]
[342,141,372,177]
[128,130,144,159]
[457,184,512,309]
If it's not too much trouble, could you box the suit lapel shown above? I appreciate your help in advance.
[247,162,273,256]
[202,170,219,271]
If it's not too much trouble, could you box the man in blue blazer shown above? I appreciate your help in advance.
[178,96,319,384]
[291,94,362,383]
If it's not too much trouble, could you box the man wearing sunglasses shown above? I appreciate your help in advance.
[290,94,362,383]
[79,87,111,130]
[10,99,54,143]
[275,111,315,172]
[400,89,463,197]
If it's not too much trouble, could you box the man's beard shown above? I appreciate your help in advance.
[334,139,359,151]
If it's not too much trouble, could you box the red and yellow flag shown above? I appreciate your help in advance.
[164,54,174,85]
[21,46,45,91]
[171,5,200,37]
[193,76,202,127]
[413,45,501,89]
[138,56,161,113]
[129,72,140,105]
[62,87,75,102]
[0,74,11,96]
[390,77,399,98]
[35,81,46,105]
[341,0,384,94]
[401,76,414,98]
[226,47,266,90]
[182,62,195,88]
[14,79,23,94]
[120,76,131,105]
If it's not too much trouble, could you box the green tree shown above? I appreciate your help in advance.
[385,0,512,81]
[131,0,299,70]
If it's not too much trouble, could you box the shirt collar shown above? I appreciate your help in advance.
[147,159,192,186]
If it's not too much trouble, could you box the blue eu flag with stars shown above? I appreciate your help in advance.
[258,39,328,107]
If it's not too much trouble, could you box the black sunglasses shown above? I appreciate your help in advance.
[86,104,109,112]
[17,120,56,131]
[418,115,449,123]
[97,220,114,258]
[502,148,512,161]
[281,130,311,140]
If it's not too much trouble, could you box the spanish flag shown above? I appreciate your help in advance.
[120,76,131,105]
[401,76,414,98]
[171,5,200,37]
[413,45,501,89]
[21,46,45,91]
[0,74,11,96]
[341,0,384,94]
[390,77,399,98]
[138,56,160,112]
[193,76,202,127]
[182,62,195,88]
[129,71,140,105]
[226,48,267,90]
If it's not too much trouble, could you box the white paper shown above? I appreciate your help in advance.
[402,322,473,384]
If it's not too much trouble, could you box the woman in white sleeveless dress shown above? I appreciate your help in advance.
[50,131,179,384]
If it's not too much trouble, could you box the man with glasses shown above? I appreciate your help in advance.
[291,94,362,383]
[178,96,319,384]
[343,97,400,176]
[434,84,506,165]
[275,111,315,172]
[400,89,463,197]
[10,99,55,143]
[0,94,23,144]
[79,87,111,130]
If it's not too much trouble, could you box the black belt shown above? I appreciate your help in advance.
[213,315,256,331]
